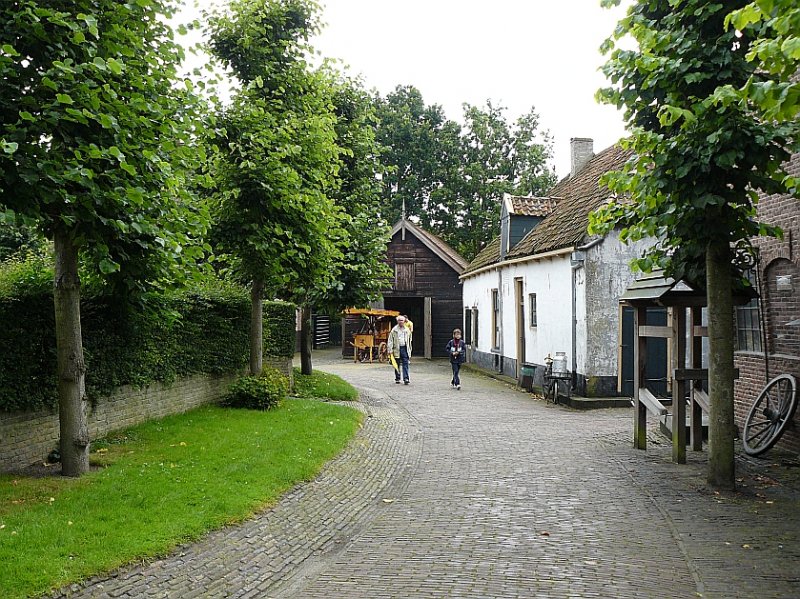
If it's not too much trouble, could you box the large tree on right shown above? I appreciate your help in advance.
[590,0,798,489]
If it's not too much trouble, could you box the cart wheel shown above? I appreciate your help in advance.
[377,342,388,363]
[743,374,798,456]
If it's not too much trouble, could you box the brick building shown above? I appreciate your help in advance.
[734,151,800,454]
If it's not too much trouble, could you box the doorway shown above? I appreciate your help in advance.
[384,297,429,358]
[620,306,668,397]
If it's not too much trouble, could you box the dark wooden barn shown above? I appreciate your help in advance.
[382,218,468,358]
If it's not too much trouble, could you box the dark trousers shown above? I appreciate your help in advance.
[396,346,410,382]
[451,361,461,386]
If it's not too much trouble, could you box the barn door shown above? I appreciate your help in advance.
[424,296,432,359]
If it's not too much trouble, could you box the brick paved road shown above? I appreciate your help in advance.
[56,352,800,598]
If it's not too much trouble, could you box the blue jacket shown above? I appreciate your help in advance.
[445,339,466,364]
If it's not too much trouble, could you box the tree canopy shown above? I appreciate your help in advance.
[0,0,210,475]
[373,86,556,261]
[590,0,799,489]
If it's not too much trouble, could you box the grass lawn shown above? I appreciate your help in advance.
[292,367,359,401]
[0,395,362,599]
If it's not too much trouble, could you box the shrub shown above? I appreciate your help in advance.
[226,367,288,411]
[0,268,297,412]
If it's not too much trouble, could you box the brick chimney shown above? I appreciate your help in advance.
[570,137,594,178]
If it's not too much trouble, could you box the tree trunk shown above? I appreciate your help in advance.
[53,229,90,477]
[300,304,313,375]
[706,240,736,490]
[249,279,264,375]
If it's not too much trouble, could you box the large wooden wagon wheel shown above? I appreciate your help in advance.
[742,374,798,456]
[377,342,388,363]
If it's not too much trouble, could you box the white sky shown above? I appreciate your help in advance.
[176,0,632,179]
[313,0,631,179]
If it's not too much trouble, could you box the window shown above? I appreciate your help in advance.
[736,298,762,352]
[474,309,479,345]
[394,263,415,290]
[492,289,500,349]
[736,269,762,352]
[529,293,537,328]
[464,308,472,344]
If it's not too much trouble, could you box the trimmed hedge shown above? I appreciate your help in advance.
[0,281,296,413]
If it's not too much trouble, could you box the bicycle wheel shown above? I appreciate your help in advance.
[742,374,798,456]
[544,377,557,403]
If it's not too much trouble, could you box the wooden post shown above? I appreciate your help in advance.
[689,307,704,451]
[672,307,687,463]
[634,305,647,449]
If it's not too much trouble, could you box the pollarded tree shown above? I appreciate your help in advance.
[206,0,342,376]
[0,0,209,476]
[590,0,798,489]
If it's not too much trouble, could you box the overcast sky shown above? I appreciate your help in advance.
[177,0,631,179]
[312,0,631,178]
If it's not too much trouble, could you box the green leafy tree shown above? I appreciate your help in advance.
[724,1,800,121]
[373,85,452,225]
[0,0,208,476]
[295,76,393,375]
[206,0,342,376]
[446,102,556,260]
[374,88,555,261]
[590,0,798,489]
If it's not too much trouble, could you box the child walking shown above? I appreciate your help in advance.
[445,328,466,390]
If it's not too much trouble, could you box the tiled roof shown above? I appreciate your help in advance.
[390,219,469,272]
[506,144,632,258]
[505,194,559,217]
[461,235,501,276]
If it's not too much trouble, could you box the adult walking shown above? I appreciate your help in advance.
[387,314,412,385]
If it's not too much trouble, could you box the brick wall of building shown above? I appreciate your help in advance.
[733,153,800,455]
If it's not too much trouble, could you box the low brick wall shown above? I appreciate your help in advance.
[0,373,238,472]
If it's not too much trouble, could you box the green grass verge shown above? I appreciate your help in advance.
[292,367,358,401]
[0,400,362,599]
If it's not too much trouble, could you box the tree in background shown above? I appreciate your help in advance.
[0,0,208,476]
[206,0,342,376]
[372,86,451,226]
[373,87,555,261]
[291,76,393,374]
[590,0,798,489]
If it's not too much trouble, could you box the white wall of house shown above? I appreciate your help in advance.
[462,252,573,371]
[463,234,651,394]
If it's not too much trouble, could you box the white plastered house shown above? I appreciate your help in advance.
[461,139,653,396]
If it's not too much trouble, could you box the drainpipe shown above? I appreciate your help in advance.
[570,238,603,392]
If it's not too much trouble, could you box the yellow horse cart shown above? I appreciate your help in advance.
[345,308,400,363]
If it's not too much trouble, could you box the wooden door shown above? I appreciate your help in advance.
[515,278,525,378]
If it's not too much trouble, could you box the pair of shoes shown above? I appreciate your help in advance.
[395,380,401,384]
[404,380,410,385]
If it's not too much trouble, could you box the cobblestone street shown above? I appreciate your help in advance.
[57,350,800,598]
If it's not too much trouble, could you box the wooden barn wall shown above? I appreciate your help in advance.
[384,231,463,357]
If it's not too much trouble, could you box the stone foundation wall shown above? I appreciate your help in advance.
[0,372,238,472]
